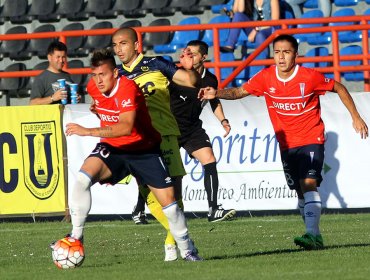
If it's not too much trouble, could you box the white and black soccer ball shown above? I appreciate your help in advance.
[51,236,85,269]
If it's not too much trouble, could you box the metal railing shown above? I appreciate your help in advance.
[0,15,369,91]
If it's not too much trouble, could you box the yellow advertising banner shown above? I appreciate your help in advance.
[0,105,66,215]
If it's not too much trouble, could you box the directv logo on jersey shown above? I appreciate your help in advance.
[121,99,133,108]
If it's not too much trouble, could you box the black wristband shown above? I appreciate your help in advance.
[221,118,229,125]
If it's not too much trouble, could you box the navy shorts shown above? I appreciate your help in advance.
[87,143,173,188]
[179,128,212,157]
[280,144,324,190]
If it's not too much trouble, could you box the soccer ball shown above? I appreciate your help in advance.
[51,236,85,269]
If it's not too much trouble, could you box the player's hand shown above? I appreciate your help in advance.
[353,116,369,139]
[179,47,194,70]
[221,120,231,137]
[198,87,216,100]
[65,123,89,136]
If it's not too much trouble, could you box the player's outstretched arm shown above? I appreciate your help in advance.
[333,81,369,139]
[173,47,201,87]
[199,86,250,101]
[65,110,136,138]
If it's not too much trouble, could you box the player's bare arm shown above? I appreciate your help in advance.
[66,110,137,137]
[198,86,250,100]
[213,103,231,137]
[333,81,368,139]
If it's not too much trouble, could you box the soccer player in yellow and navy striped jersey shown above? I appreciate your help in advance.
[112,27,201,261]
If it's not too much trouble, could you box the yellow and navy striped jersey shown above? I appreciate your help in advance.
[117,54,180,137]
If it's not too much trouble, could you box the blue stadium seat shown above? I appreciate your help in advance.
[302,47,330,68]
[294,10,324,43]
[303,0,318,8]
[340,45,363,81]
[212,0,233,14]
[334,0,358,7]
[330,8,361,43]
[363,8,370,36]
[153,17,201,54]
[201,15,230,47]
[210,52,235,87]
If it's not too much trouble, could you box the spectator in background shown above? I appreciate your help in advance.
[285,0,332,18]
[30,41,80,105]
[220,0,280,59]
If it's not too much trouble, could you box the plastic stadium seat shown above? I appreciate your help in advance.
[70,0,114,21]
[0,0,32,24]
[121,0,146,18]
[143,19,172,50]
[212,0,233,14]
[68,59,87,89]
[100,0,139,18]
[153,17,201,54]
[209,52,234,87]
[0,63,28,104]
[141,0,169,10]
[198,0,228,7]
[201,15,230,47]
[0,26,29,60]
[234,52,265,86]
[302,47,330,68]
[169,0,198,10]
[77,21,113,57]
[294,10,324,43]
[55,0,84,20]
[334,0,358,6]
[25,24,56,59]
[120,20,142,28]
[303,0,318,8]
[27,0,58,22]
[328,8,361,44]
[62,23,86,58]
[340,45,363,81]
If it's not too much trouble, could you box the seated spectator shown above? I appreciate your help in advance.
[30,41,80,105]
[285,0,332,18]
[220,0,280,59]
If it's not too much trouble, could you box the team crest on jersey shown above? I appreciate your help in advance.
[141,66,149,72]
[21,121,59,200]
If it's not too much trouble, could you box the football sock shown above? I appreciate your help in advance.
[298,198,305,221]
[162,202,192,258]
[69,171,92,240]
[203,162,219,210]
[133,191,146,213]
[303,191,322,236]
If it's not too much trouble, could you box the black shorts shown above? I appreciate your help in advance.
[87,143,172,188]
[179,128,212,157]
[280,144,324,190]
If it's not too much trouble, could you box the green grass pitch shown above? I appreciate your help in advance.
[1,213,370,280]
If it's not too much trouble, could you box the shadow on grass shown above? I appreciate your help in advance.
[207,243,370,260]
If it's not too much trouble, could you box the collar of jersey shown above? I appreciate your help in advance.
[102,77,120,97]
[275,64,299,83]
[121,53,144,72]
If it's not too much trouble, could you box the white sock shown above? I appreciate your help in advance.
[303,191,321,236]
[298,198,305,221]
[69,171,92,239]
[162,202,192,258]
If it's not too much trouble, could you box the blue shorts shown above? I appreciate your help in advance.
[280,144,324,190]
[87,143,172,188]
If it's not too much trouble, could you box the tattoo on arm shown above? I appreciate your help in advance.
[215,87,249,100]
[92,127,113,137]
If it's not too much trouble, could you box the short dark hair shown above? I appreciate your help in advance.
[273,34,298,53]
[186,40,209,55]
[90,48,117,69]
[112,27,138,42]
[47,41,67,55]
